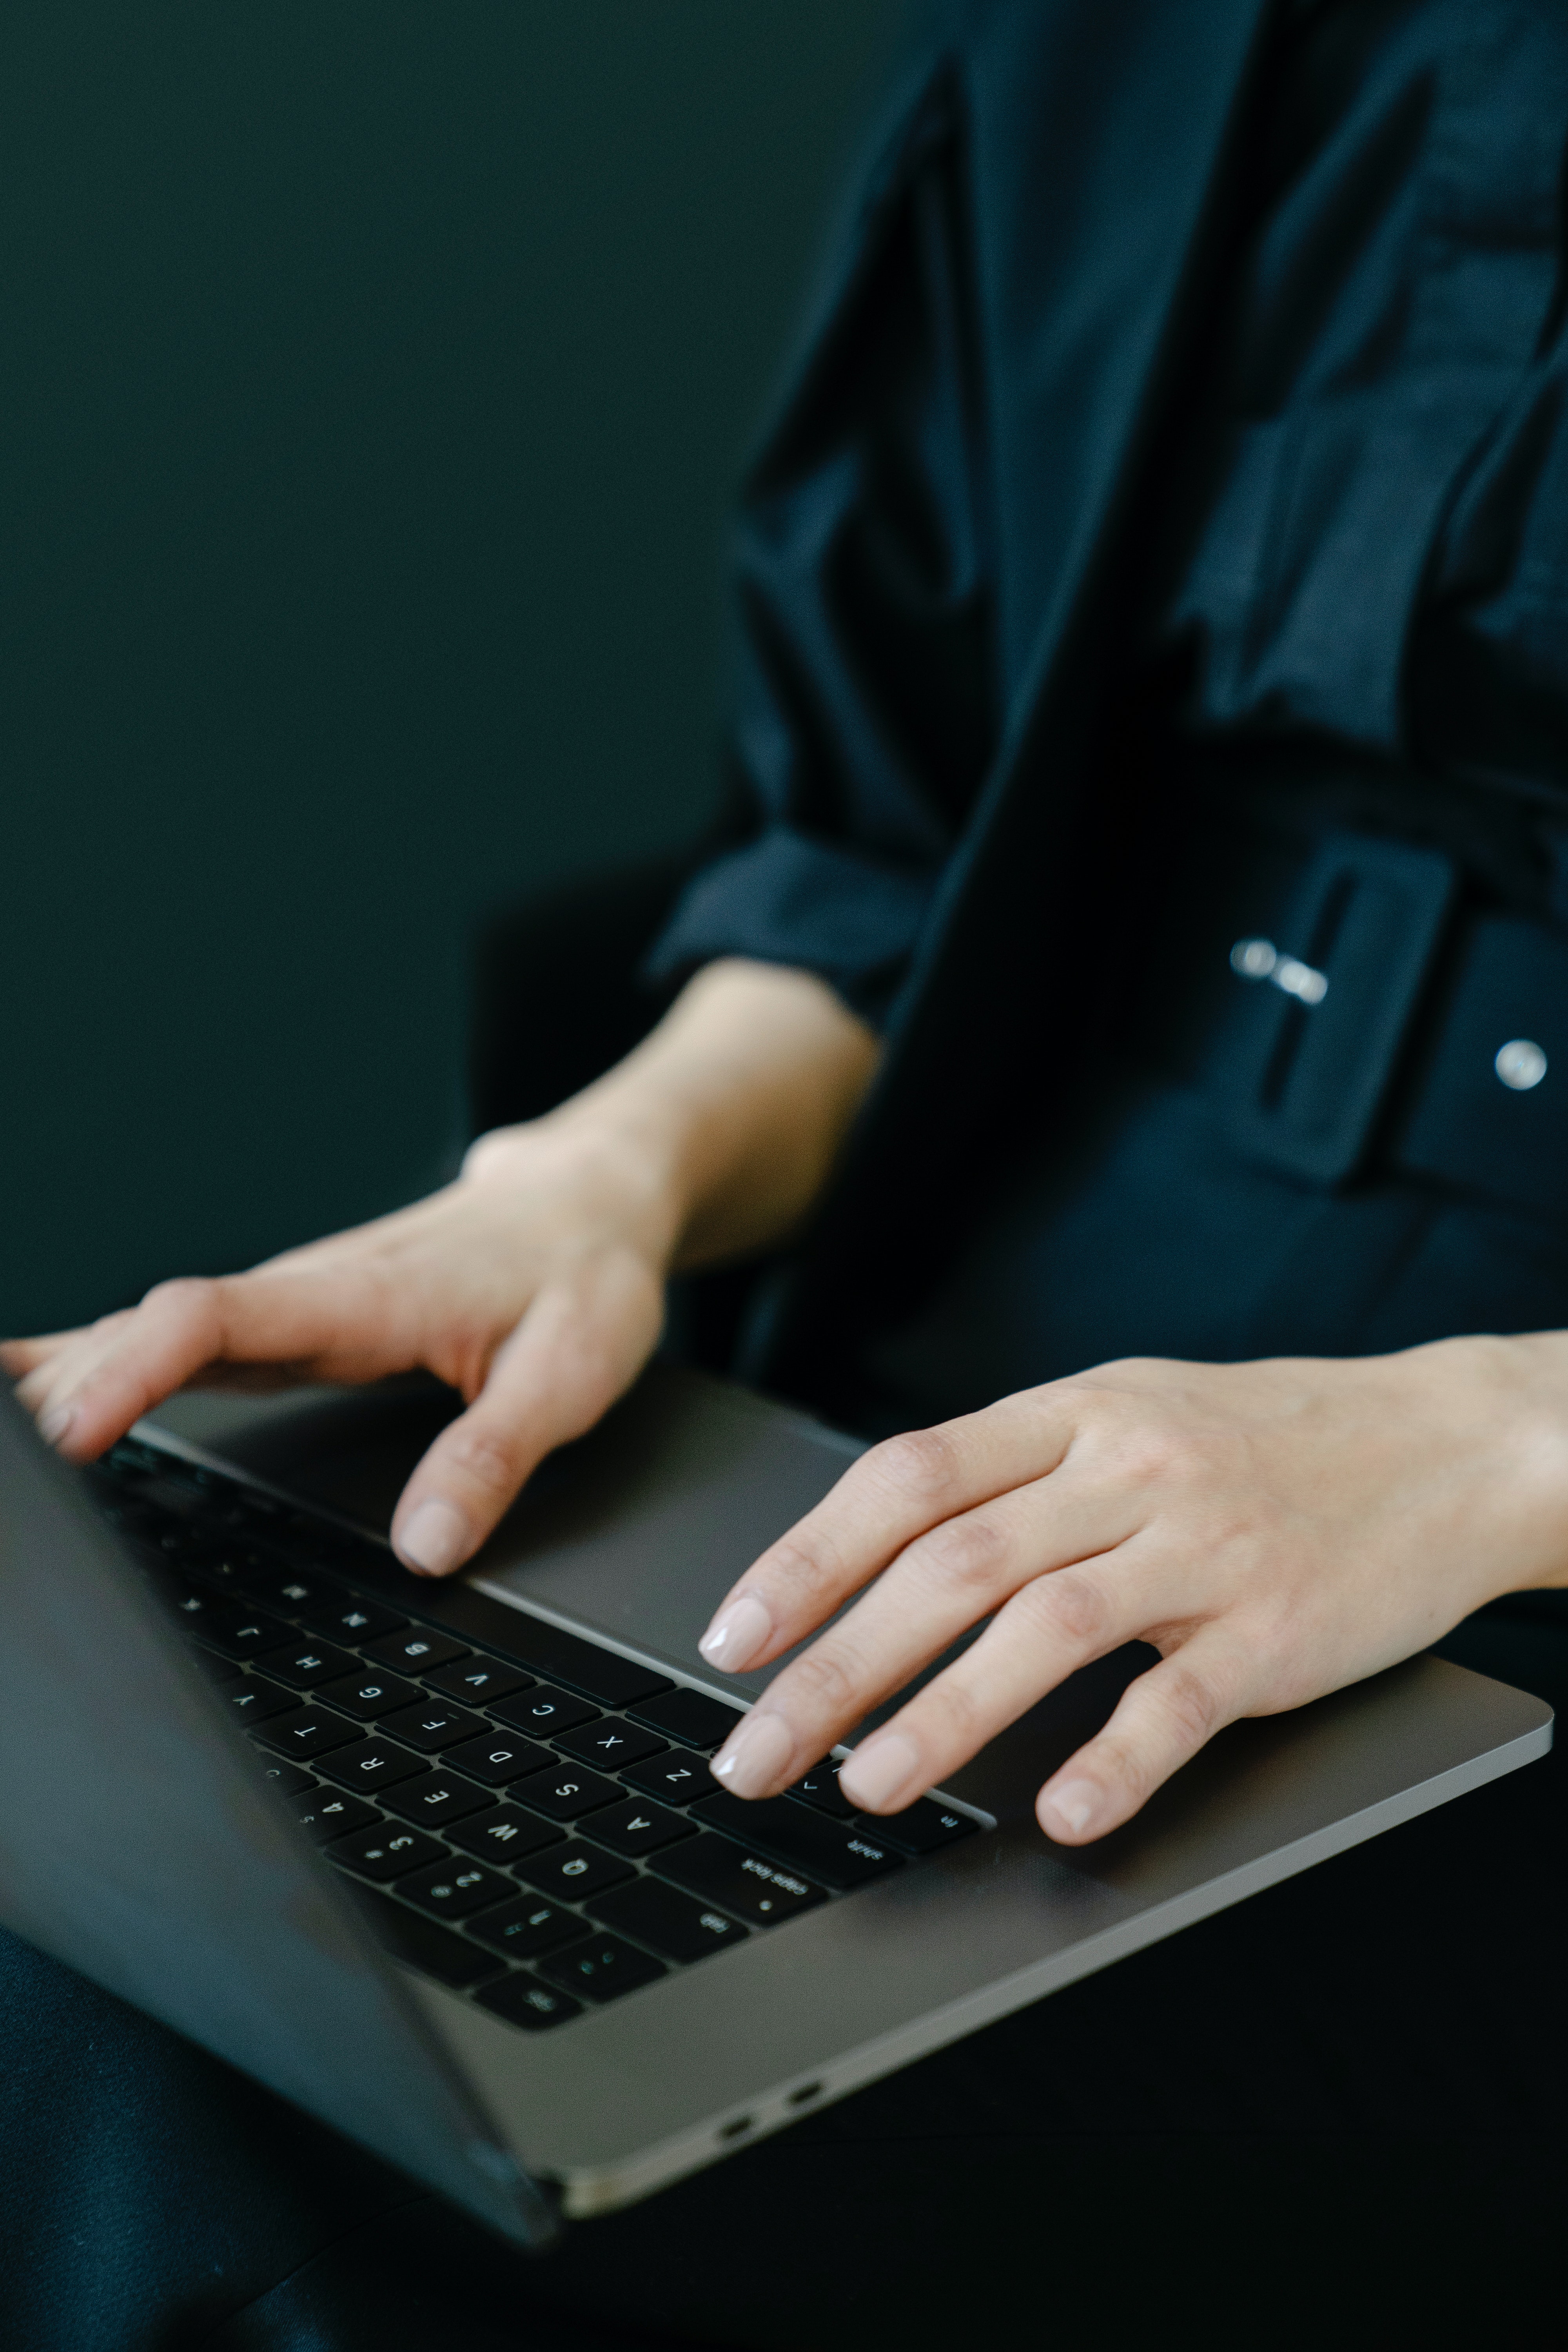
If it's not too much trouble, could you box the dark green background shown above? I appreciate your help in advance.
[2,2,894,1336]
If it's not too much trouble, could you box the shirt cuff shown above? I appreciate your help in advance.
[642,829,936,1029]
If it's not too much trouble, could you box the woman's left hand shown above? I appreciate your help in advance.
[697,1336,1568,1843]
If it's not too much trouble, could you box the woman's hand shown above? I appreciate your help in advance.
[2,959,878,1575]
[699,1337,1568,1843]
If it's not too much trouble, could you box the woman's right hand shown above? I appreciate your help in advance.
[1,959,879,1576]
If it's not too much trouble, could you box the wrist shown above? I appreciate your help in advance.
[462,1089,692,1276]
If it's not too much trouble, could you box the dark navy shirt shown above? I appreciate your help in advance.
[1165,0,1568,791]
[650,0,1568,1022]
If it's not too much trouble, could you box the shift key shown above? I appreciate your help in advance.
[688,1793,902,1890]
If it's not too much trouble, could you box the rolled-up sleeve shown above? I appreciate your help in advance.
[644,47,997,1031]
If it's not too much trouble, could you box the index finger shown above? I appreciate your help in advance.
[696,1388,1075,1675]
[19,1264,410,1461]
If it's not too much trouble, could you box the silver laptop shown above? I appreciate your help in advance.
[0,1362,1550,2245]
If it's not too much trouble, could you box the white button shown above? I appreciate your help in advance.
[1495,1039,1548,1091]
[1230,937,1278,980]
[1272,956,1329,1006]
[1229,937,1328,1004]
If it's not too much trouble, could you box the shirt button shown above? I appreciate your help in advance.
[1495,1039,1548,1091]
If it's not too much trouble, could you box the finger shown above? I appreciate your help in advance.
[22,1266,410,1461]
[708,1471,1151,1798]
[0,1329,88,1378]
[711,1519,1161,1803]
[389,1252,663,1576]
[697,1388,1083,1675]
[1035,1631,1249,1845]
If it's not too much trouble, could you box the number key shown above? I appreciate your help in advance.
[328,1822,447,1880]
[394,1857,514,1920]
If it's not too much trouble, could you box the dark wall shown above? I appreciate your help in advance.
[1,2,895,1337]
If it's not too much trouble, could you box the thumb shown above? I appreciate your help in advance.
[389,1254,664,1575]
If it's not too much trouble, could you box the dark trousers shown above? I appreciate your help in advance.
[3,1603,1564,2352]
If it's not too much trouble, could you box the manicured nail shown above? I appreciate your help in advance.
[395,1497,468,1577]
[1041,1778,1101,1839]
[698,1592,772,1673]
[839,1731,921,1813]
[710,1710,794,1798]
[38,1403,77,1449]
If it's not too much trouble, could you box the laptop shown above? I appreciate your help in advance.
[0,1360,1550,2245]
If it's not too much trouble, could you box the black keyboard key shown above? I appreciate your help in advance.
[626,1688,744,1752]
[176,1543,277,1597]
[430,1593,674,1711]
[312,1736,430,1793]
[297,1595,408,1644]
[290,1788,379,1842]
[442,1731,554,1788]
[856,1798,978,1855]
[360,1628,471,1675]
[654,1833,827,1927]
[157,1580,227,1630]
[262,1639,362,1690]
[552,1717,668,1771]
[509,1762,621,1824]
[350,1887,503,1989]
[421,1656,534,1707]
[585,1797,695,1859]
[255,1757,316,1797]
[329,1821,448,1879]
[620,1746,715,1807]
[379,1768,497,1828]
[536,1933,665,2004]
[253,1705,364,1761]
[378,1700,488,1754]
[220,1675,300,1727]
[230,1563,334,1614]
[395,1857,514,1921]
[465,1894,581,1958]
[107,1437,166,1478]
[515,1840,634,1902]
[446,1804,564,1865]
[788,1760,855,1818]
[690,1793,902,1891]
[316,1669,423,1721]
[590,1877,747,1965]
[488,1685,601,1739]
[473,1975,582,2031]
[196,1606,298,1662]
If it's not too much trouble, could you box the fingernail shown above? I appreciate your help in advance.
[38,1403,76,1449]
[395,1497,468,1577]
[839,1731,921,1813]
[710,1710,794,1798]
[698,1592,772,1673]
[1041,1778,1101,1840]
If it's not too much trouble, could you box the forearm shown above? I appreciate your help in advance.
[464,957,882,1275]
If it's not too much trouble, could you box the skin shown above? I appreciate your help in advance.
[8,954,1568,1844]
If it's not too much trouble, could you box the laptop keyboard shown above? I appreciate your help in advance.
[90,1435,980,2032]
